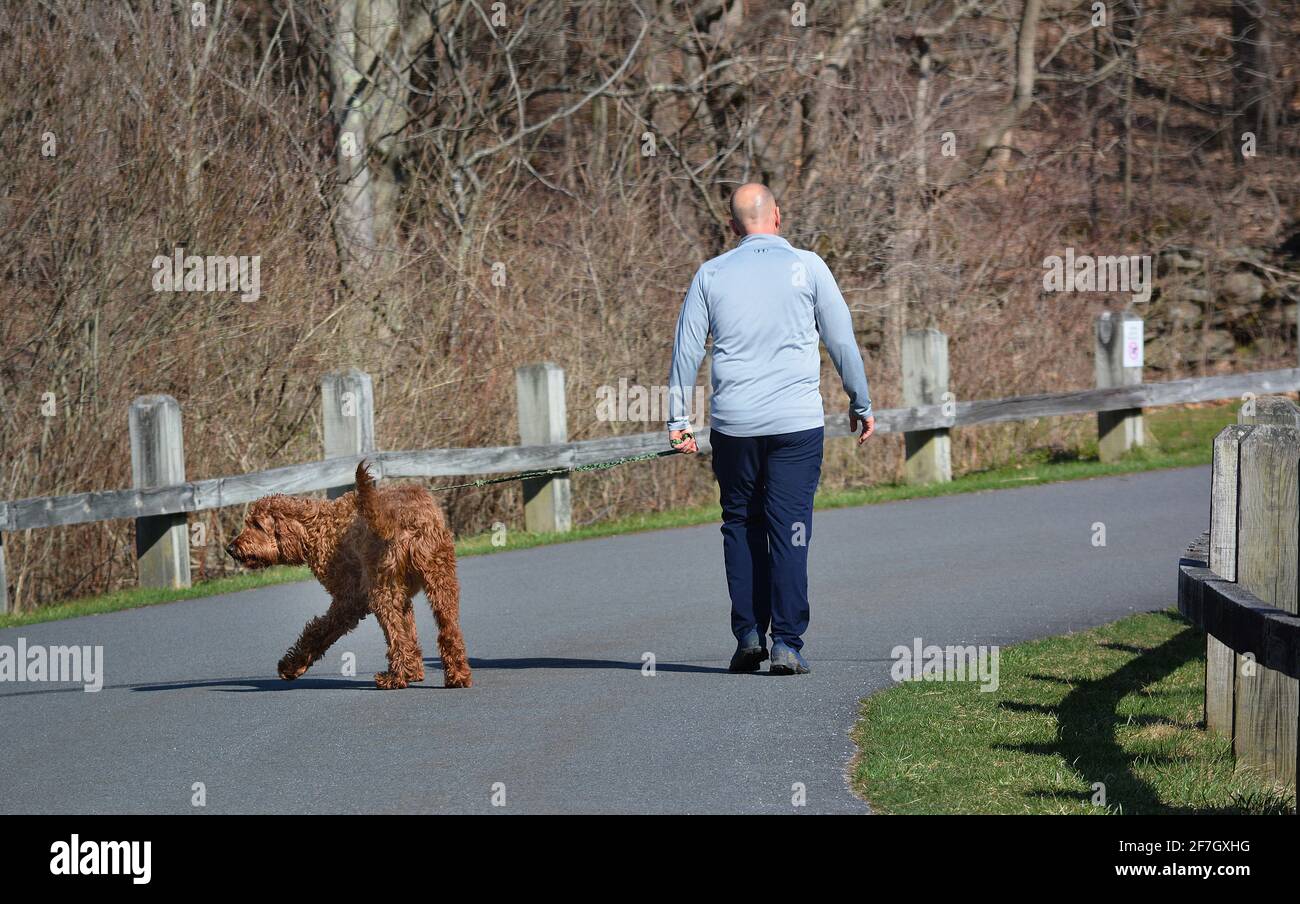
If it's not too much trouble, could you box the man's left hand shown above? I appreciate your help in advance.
[850,412,875,445]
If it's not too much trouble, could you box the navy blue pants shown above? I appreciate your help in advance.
[710,426,824,651]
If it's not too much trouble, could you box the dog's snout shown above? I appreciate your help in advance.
[225,542,238,559]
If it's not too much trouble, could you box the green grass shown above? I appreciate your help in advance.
[851,610,1296,814]
[0,402,1239,629]
[0,566,312,629]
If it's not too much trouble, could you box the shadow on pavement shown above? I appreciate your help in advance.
[465,656,731,674]
[131,676,378,692]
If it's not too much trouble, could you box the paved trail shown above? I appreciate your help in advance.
[0,467,1207,814]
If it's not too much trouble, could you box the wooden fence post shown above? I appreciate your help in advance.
[1095,311,1145,463]
[1231,420,1300,787]
[321,369,375,499]
[1206,424,1250,737]
[130,395,191,589]
[902,328,952,485]
[515,363,571,533]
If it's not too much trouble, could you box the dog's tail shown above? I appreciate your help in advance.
[355,460,400,542]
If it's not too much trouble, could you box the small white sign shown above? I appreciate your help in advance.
[1122,320,1143,368]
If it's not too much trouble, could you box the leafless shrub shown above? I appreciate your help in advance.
[1,0,1296,607]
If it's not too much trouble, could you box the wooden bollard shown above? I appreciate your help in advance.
[130,395,191,590]
[515,363,571,533]
[1094,311,1145,463]
[1204,397,1300,748]
[321,369,375,499]
[1205,424,1250,738]
[1231,422,1299,787]
[902,328,952,485]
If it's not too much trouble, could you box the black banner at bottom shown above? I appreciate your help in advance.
[4,813,1287,889]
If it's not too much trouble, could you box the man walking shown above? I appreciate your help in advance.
[667,184,875,675]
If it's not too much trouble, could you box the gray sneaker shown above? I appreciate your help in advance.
[768,640,810,675]
[728,629,768,673]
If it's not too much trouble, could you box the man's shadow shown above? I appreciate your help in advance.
[463,656,730,675]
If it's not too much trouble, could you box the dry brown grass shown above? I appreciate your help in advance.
[1,1,1297,608]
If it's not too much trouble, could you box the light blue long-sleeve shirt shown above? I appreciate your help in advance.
[666,233,872,437]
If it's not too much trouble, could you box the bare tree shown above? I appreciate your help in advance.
[1231,0,1279,159]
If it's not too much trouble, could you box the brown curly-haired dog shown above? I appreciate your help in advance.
[226,461,471,690]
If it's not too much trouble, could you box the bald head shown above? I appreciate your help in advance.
[729,183,780,237]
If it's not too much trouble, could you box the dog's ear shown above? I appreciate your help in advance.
[258,496,315,563]
[262,496,288,517]
[246,501,270,533]
[272,514,309,564]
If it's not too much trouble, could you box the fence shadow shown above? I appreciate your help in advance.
[996,621,1270,814]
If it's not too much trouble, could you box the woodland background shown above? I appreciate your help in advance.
[2,0,1298,608]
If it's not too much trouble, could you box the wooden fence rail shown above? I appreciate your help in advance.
[6,366,1298,536]
[4,313,1300,614]
[1178,396,1300,789]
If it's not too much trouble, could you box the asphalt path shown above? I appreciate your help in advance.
[0,466,1208,814]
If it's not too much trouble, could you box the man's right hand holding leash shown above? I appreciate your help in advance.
[670,429,698,454]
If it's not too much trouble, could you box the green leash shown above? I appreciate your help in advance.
[429,432,694,493]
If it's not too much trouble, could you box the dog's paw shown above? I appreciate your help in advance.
[374,671,409,690]
[444,670,472,689]
[277,656,309,681]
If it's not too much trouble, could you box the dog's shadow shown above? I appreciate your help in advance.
[132,676,380,693]
[120,657,730,695]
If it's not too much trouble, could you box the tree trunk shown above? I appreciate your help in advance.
[1232,0,1278,159]
[329,0,436,348]
[800,0,883,191]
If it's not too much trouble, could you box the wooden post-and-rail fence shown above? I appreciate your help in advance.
[5,313,1300,614]
[1178,396,1300,789]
